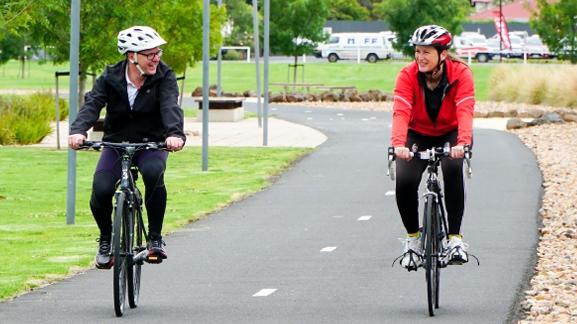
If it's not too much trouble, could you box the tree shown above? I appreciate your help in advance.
[530,0,577,63]
[25,0,225,100]
[270,0,329,82]
[357,0,384,20]
[223,0,255,47]
[0,0,35,41]
[0,32,34,78]
[328,0,370,20]
[375,0,470,56]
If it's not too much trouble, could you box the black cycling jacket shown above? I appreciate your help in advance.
[70,60,185,143]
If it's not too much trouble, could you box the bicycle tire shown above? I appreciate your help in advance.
[113,191,128,317]
[434,203,443,310]
[128,205,143,308]
[424,195,438,317]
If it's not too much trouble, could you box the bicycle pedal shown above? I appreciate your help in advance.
[448,258,467,265]
[145,255,163,264]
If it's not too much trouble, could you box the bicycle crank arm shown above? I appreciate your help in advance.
[133,250,148,264]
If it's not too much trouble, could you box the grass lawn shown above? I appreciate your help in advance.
[1,59,495,101]
[0,146,310,301]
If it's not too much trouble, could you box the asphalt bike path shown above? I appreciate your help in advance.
[0,104,540,323]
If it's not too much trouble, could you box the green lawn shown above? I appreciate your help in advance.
[0,146,310,300]
[1,59,494,101]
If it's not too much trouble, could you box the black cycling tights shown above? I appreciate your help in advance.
[90,148,168,239]
[395,129,470,236]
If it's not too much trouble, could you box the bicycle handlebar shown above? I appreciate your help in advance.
[387,143,473,180]
[80,141,168,151]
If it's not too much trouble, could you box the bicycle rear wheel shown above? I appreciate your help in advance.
[128,206,144,308]
[113,191,128,317]
[424,195,439,317]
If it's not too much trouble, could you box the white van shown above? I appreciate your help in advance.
[317,33,391,63]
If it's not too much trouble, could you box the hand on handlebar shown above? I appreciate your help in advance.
[68,134,87,150]
[450,145,465,159]
[394,146,412,161]
[165,136,184,151]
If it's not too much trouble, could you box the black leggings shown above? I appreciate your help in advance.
[90,148,168,239]
[395,129,469,235]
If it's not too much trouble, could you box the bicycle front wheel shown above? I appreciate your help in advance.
[424,195,439,317]
[113,191,128,317]
[128,206,143,308]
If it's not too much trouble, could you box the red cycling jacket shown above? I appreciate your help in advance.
[390,58,475,147]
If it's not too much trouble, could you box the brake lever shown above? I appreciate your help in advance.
[387,147,396,181]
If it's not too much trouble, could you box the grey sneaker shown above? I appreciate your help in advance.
[95,235,113,269]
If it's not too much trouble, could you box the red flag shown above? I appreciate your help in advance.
[493,10,511,50]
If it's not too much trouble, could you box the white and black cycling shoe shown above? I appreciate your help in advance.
[392,236,423,271]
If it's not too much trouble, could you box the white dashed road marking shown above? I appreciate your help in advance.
[357,215,372,221]
[320,246,338,252]
[253,289,277,297]
[385,190,395,196]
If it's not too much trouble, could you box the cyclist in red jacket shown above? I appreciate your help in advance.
[391,25,475,270]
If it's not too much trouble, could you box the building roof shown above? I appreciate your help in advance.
[469,0,539,22]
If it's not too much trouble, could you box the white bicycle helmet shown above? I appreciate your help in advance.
[410,25,452,49]
[117,26,166,54]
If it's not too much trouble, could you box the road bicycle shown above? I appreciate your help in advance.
[388,143,476,316]
[81,141,167,317]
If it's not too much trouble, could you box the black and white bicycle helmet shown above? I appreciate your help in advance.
[410,25,452,49]
[117,26,166,54]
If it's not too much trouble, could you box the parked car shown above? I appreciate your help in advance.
[555,36,577,58]
[380,31,405,59]
[317,33,391,63]
[453,35,493,63]
[485,37,509,58]
[458,32,488,47]
[523,35,552,59]
[489,34,524,58]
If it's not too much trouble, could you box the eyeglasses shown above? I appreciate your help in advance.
[139,49,163,60]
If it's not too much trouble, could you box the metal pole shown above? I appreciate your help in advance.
[202,0,210,171]
[66,0,80,225]
[217,0,222,97]
[263,0,269,146]
[252,0,262,127]
[55,74,61,150]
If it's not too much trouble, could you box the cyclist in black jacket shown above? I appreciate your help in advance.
[69,26,185,269]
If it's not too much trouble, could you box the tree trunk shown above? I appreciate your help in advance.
[19,56,25,79]
[79,73,87,107]
[293,55,299,84]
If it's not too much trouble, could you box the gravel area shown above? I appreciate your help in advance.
[514,123,577,323]
[281,100,577,323]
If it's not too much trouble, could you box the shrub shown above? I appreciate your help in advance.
[223,49,244,61]
[489,65,577,108]
[0,92,63,145]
